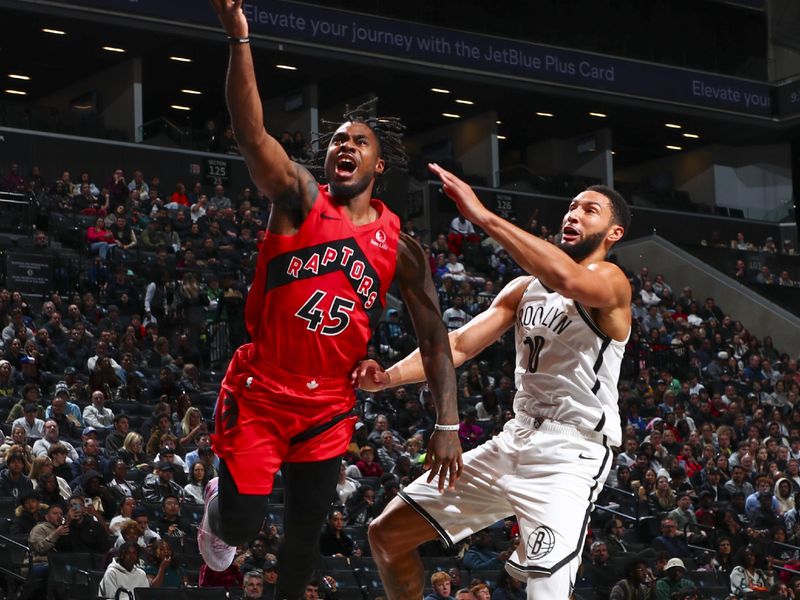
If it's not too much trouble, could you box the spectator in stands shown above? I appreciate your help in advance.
[239,533,271,573]
[442,295,470,331]
[99,541,150,599]
[243,569,265,599]
[33,420,78,461]
[47,394,82,441]
[12,402,45,440]
[28,503,69,577]
[108,459,140,504]
[87,216,117,261]
[462,530,512,571]
[469,583,490,600]
[454,590,474,600]
[608,557,653,600]
[142,461,186,503]
[729,545,773,597]
[376,430,402,473]
[648,475,677,515]
[155,494,192,538]
[425,571,455,600]
[1,163,26,192]
[181,456,207,502]
[319,510,361,558]
[725,465,755,498]
[458,407,483,451]
[116,432,147,468]
[355,446,383,478]
[654,557,695,600]
[10,489,44,535]
[105,414,130,456]
[83,389,114,429]
[652,518,691,559]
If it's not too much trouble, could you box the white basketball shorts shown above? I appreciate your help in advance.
[399,414,611,584]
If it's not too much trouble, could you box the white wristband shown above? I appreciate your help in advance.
[434,423,459,431]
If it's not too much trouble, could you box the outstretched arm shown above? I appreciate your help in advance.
[394,232,461,490]
[355,276,527,390]
[429,163,629,310]
[211,0,317,218]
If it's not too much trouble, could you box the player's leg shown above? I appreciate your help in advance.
[274,456,341,600]
[207,459,270,544]
[368,497,439,600]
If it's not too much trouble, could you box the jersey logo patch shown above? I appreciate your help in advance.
[371,229,388,250]
[307,380,319,390]
[526,526,556,560]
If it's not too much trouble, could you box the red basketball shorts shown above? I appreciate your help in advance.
[211,343,357,494]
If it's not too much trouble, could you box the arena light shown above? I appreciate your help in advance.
[5,89,27,96]
[169,56,192,63]
[665,123,682,129]
[275,64,297,71]
[666,145,682,150]
[455,99,474,105]
[589,112,607,118]
[683,133,700,139]
[102,46,126,53]
[431,88,450,94]
[170,104,191,111]
[496,120,502,125]
[497,135,507,140]
[8,74,30,81]
[535,112,554,117]
[442,113,461,119]
[181,89,202,95]
[42,28,66,35]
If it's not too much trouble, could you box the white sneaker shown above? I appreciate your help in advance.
[197,477,236,572]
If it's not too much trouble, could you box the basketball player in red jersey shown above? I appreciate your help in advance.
[204,2,462,597]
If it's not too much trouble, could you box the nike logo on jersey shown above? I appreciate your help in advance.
[320,212,340,221]
[578,453,593,460]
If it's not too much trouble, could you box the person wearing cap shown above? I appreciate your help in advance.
[83,389,115,429]
[10,489,44,536]
[654,557,695,600]
[12,402,45,440]
[154,446,187,486]
[141,460,187,504]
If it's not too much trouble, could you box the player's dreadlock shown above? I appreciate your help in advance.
[308,97,408,175]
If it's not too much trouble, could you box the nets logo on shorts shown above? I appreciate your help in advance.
[526,526,556,560]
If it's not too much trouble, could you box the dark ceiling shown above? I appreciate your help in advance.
[0,3,797,172]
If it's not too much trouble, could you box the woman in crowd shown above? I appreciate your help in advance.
[729,545,773,598]
[86,216,117,260]
[319,510,361,558]
[179,406,207,447]
[145,539,186,588]
[648,475,677,516]
[29,455,70,499]
[184,461,209,504]
[0,424,33,468]
[117,432,148,468]
[700,535,736,578]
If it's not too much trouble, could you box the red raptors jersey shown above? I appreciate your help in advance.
[245,184,400,378]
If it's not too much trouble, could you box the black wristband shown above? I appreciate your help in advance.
[228,36,250,44]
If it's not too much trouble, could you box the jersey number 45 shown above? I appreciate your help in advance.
[295,290,355,336]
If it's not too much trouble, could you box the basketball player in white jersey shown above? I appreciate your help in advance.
[355,163,632,599]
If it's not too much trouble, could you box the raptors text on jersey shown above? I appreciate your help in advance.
[245,184,400,378]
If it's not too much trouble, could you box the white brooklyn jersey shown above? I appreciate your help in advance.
[513,278,628,446]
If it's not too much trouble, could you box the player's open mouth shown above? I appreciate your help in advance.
[561,226,580,243]
[334,156,357,179]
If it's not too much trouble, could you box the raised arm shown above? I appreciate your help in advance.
[211,0,317,220]
[429,163,629,311]
[394,232,461,490]
[368,277,527,389]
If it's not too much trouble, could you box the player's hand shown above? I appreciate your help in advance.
[209,0,249,39]
[350,359,390,391]
[428,163,492,228]
[424,430,463,492]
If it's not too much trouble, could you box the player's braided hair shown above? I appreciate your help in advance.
[308,97,408,175]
